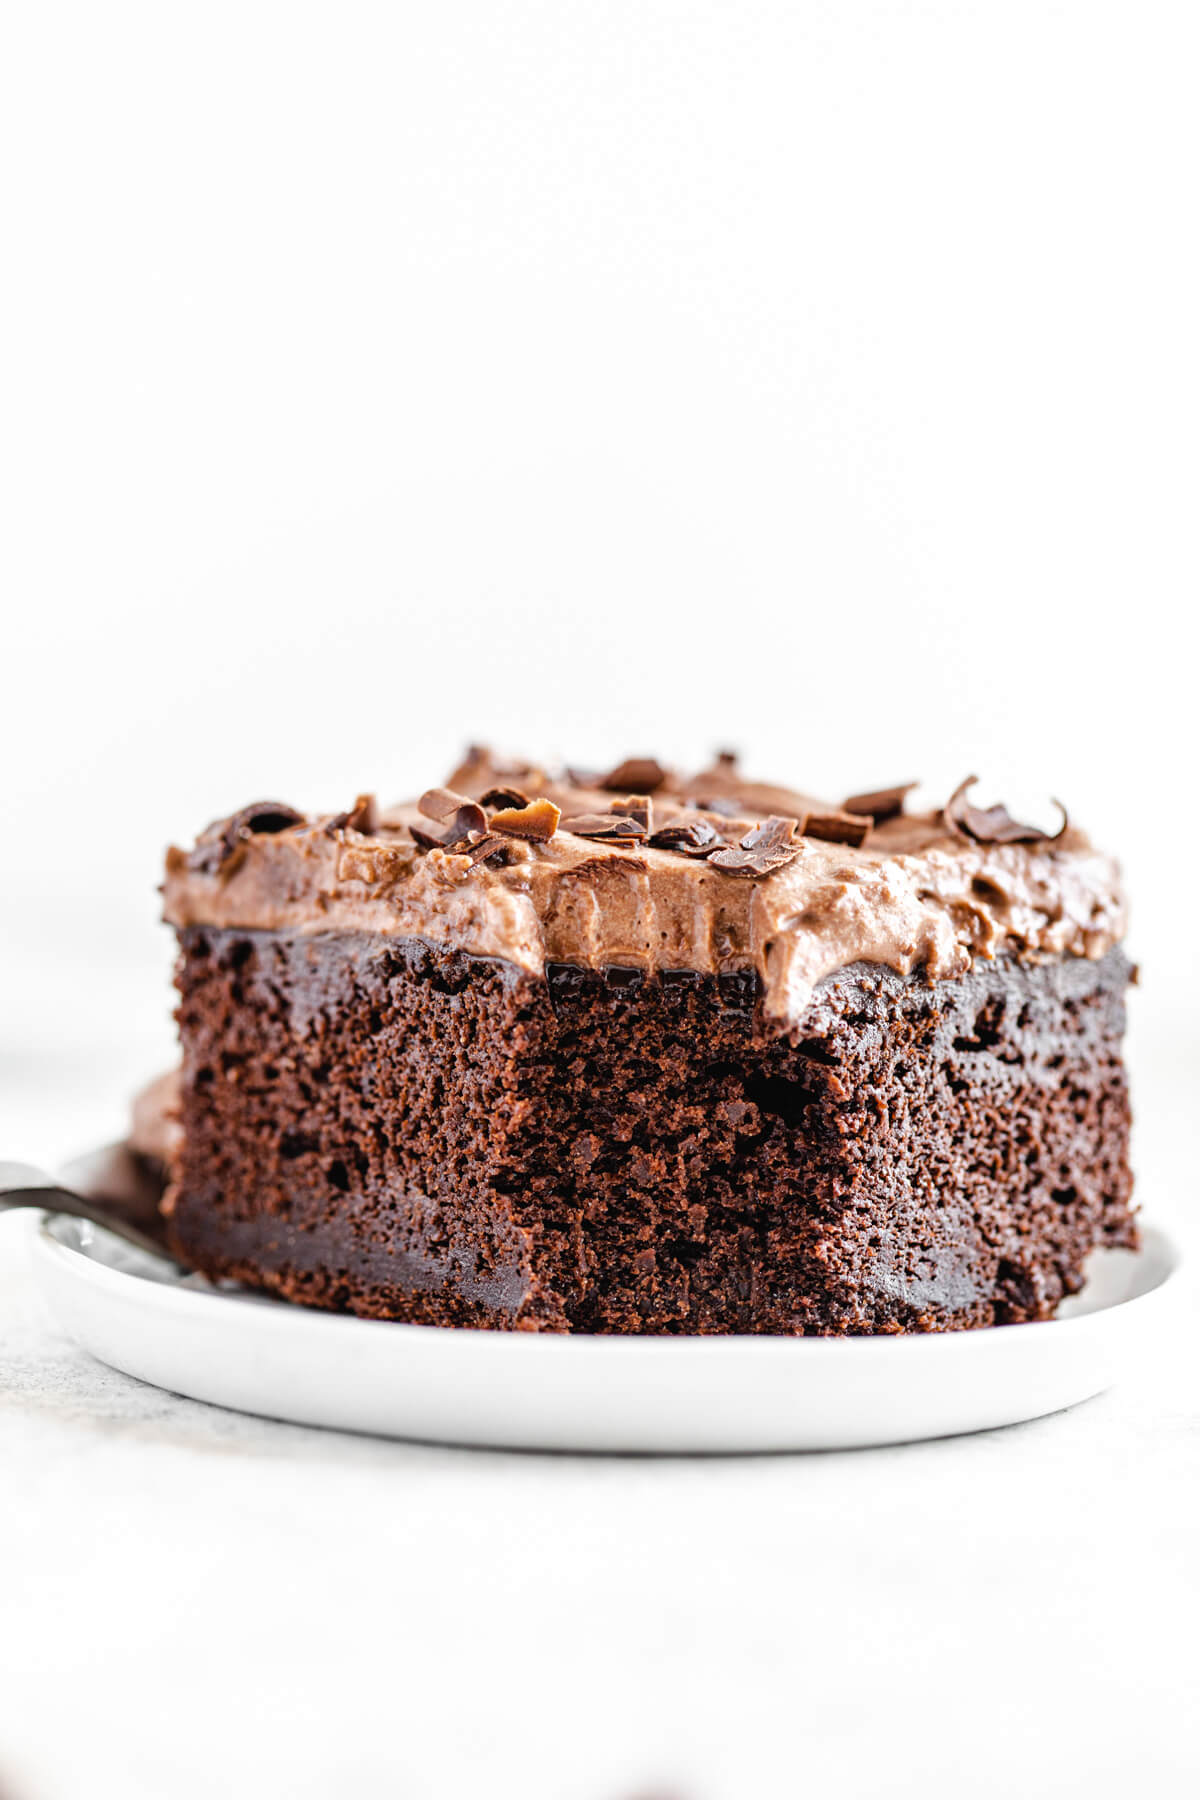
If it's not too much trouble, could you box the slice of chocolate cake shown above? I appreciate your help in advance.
[160,752,1134,1334]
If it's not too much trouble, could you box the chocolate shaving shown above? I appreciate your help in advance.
[842,782,917,823]
[187,843,232,875]
[685,793,742,818]
[225,802,304,841]
[744,816,799,852]
[190,801,305,873]
[412,814,501,856]
[451,830,509,868]
[327,792,381,835]
[419,785,481,826]
[609,795,653,833]
[802,810,872,848]
[418,786,488,845]
[647,818,722,858]
[709,815,802,878]
[598,758,668,793]
[488,797,561,841]
[942,777,1069,846]
[561,812,647,842]
[409,822,451,851]
[479,785,530,810]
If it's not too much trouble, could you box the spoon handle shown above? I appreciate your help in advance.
[0,1161,175,1261]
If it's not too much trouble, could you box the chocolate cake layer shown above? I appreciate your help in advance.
[166,927,1133,1333]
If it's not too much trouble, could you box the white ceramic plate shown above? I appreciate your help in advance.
[28,1210,1180,1453]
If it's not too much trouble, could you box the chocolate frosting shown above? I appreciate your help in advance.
[162,752,1127,1031]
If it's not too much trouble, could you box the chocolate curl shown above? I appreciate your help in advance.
[418,786,489,846]
[943,777,1068,846]
[190,802,305,874]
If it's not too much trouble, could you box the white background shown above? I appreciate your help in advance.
[3,0,1198,1107]
[1,5,1197,1798]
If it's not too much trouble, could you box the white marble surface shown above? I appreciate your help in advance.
[1,1054,1197,1800]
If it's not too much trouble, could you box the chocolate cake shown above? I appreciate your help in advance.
[160,751,1134,1334]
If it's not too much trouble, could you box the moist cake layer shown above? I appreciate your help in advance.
[166,927,1133,1333]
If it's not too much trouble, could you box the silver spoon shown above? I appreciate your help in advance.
[0,1156,175,1261]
